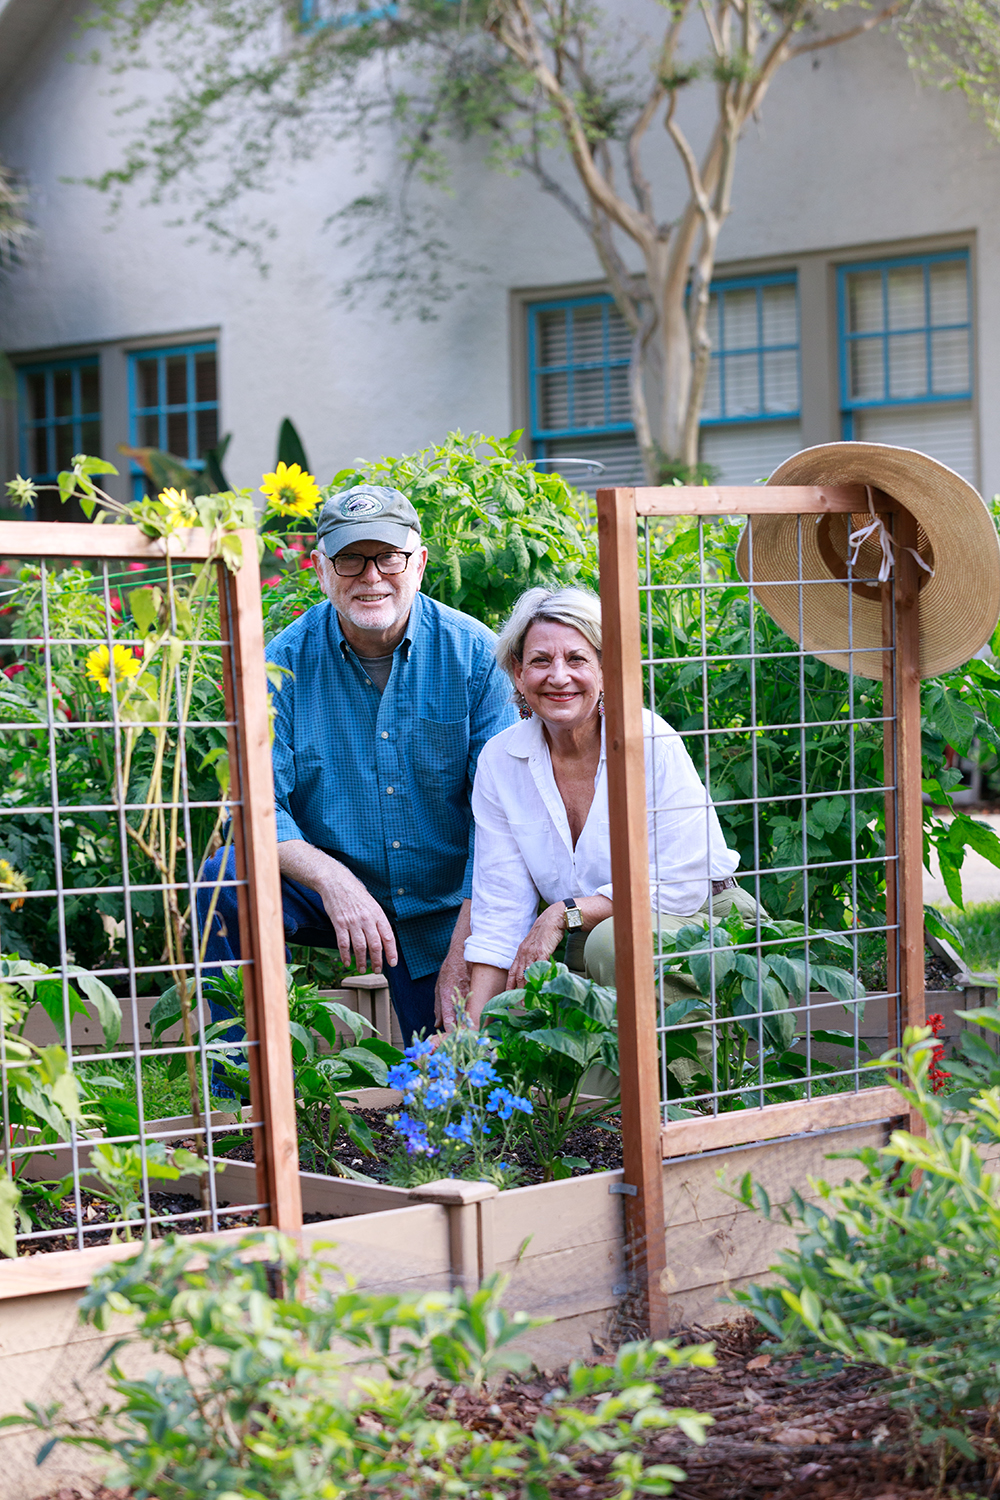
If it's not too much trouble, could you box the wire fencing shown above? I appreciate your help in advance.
[0,524,297,1266]
[638,507,900,1121]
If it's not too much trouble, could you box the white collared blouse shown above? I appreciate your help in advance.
[464,708,740,971]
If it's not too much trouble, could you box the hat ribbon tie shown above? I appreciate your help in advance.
[845,486,934,584]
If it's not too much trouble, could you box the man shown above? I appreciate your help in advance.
[198,484,516,1042]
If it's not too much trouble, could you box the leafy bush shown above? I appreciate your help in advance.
[483,960,620,1181]
[332,429,597,630]
[3,1233,716,1500]
[654,912,867,1108]
[0,956,122,1255]
[643,513,1000,937]
[153,965,402,1179]
[729,1027,1000,1483]
[385,1024,533,1187]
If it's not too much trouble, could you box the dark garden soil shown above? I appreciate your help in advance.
[30,1318,989,1499]
[17,1188,259,1254]
[218,1106,625,1186]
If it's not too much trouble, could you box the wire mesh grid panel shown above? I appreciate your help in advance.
[0,522,299,1281]
[644,507,893,1117]
[597,482,926,1332]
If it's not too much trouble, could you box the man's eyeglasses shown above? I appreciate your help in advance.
[331,550,414,578]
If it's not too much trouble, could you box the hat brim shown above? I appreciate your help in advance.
[318,521,419,555]
[733,442,1000,680]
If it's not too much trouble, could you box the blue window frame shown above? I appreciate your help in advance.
[527,277,800,484]
[17,356,101,482]
[700,273,800,427]
[528,295,632,444]
[837,251,971,435]
[299,0,399,29]
[128,342,219,499]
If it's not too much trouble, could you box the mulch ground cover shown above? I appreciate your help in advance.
[30,1319,990,1499]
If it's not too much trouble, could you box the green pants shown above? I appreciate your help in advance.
[570,883,763,993]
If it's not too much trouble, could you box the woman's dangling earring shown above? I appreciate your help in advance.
[515,691,532,720]
[598,691,605,718]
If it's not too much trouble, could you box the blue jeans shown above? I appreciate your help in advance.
[196,847,439,1046]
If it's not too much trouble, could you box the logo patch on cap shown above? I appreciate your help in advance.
[341,494,385,517]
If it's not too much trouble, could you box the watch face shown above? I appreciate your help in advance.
[565,904,583,929]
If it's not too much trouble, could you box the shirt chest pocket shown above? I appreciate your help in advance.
[411,716,470,787]
[507,819,561,901]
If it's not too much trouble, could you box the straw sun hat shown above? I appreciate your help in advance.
[734,442,1000,680]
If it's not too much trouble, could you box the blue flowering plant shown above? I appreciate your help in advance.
[385,1024,533,1187]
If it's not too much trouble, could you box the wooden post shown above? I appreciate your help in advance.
[219,534,303,1234]
[597,487,668,1338]
[894,507,927,1132]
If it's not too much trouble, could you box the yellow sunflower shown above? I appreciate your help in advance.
[85,643,143,694]
[0,858,28,911]
[158,486,199,530]
[260,462,322,519]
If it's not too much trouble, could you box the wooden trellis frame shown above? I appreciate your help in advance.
[598,485,925,1337]
[0,521,301,1298]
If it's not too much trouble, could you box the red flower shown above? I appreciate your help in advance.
[926,1014,950,1092]
[3,662,25,679]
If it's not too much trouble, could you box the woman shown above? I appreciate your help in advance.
[463,586,757,1024]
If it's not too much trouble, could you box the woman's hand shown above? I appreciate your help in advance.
[506,904,567,989]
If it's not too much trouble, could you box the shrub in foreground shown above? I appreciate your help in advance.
[730,1028,1000,1486]
[3,1233,715,1499]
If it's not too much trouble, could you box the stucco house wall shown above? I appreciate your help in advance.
[0,0,996,497]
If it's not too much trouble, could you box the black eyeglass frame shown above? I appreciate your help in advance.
[326,549,416,578]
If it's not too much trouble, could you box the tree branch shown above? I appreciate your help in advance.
[792,2,902,56]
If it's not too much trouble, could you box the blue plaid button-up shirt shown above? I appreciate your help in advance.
[266,589,517,978]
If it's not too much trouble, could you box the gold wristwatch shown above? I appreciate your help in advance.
[562,898,583,930]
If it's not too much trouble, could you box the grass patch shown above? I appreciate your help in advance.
[79,1055,237,1121]
[941,899,1000,973]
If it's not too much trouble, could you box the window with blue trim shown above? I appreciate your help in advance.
[299,0,399,29]
[18,357,101,481]
[527,277,802,490]
[837,251,974,479]
[701,275,799,425]
[128,343,219,499]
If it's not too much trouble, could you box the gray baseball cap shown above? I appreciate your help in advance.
[316,485,421,556]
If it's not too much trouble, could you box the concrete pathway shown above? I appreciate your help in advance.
[923,810,1000,908]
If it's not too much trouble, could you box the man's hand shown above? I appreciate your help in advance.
[435,899,472,1031]
[278,841,397,973]
[506,903,566,990]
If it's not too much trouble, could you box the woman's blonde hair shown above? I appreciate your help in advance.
[494,587,602,680]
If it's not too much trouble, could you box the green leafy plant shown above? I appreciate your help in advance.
[0,957,122,1255]
[154,965,403,1179]
[729,1026,1000,1486]
[653,912,866,1109]
[86,1139,214,1242]
[332,430,596,629]
[935,1003,1000,1108]
[483,959,620,1181]
[0,1232,715,1500]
